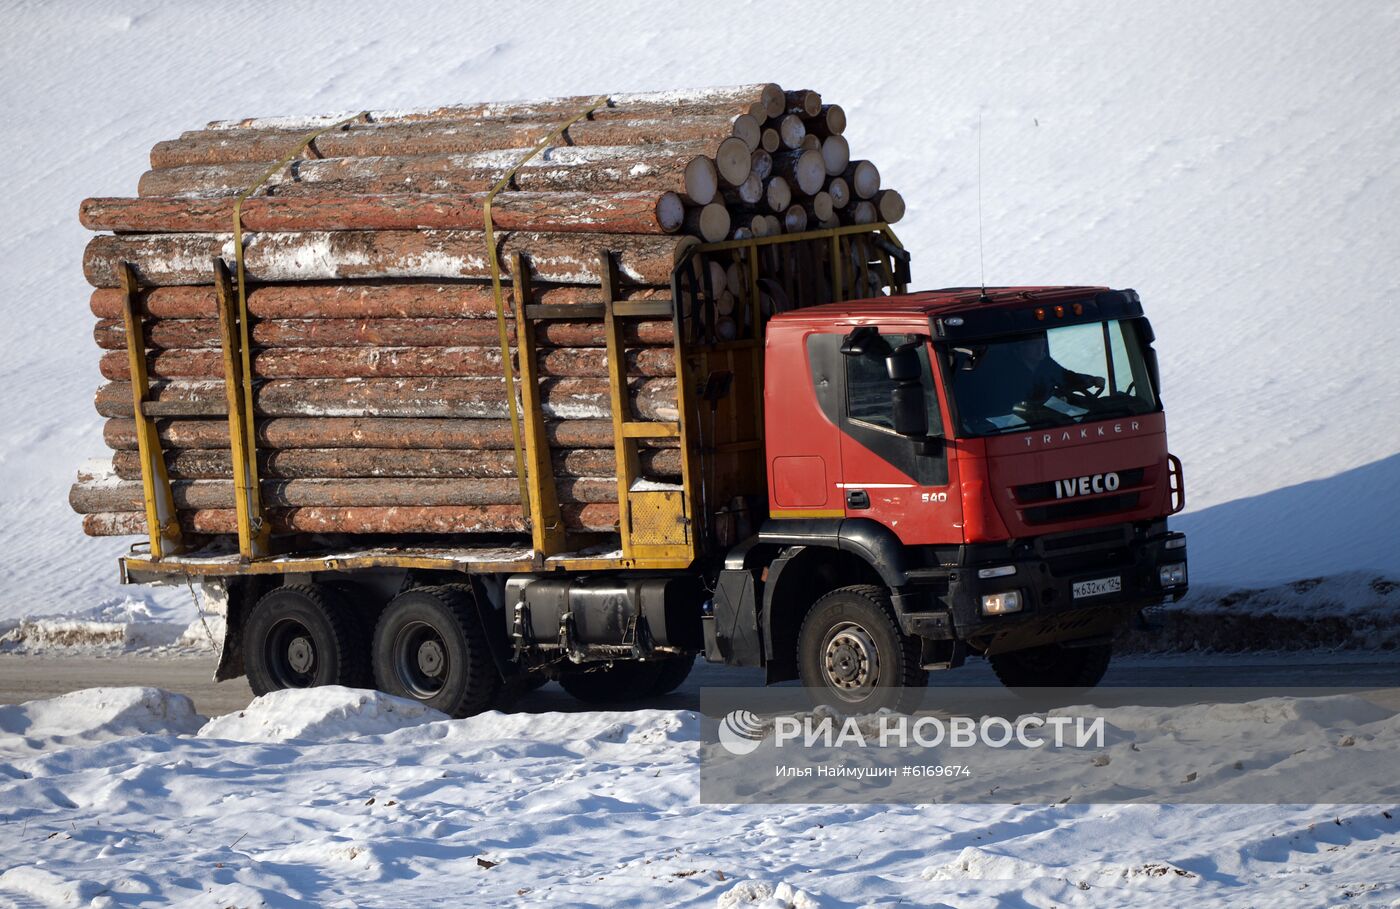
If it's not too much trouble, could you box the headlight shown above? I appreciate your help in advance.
[1159,563,1187,587]
[981,591,1023,615]
[977,565,1016,579]
[1165,536,1187,550]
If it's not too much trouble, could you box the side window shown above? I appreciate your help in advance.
[845,334,941,433]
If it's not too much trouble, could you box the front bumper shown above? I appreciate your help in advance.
[901,523,1187,654]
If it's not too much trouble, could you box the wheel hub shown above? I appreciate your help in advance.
[416,639,446,677]
[822,623,879,696]
[286,635,315,674]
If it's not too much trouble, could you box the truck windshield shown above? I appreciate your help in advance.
[944,319,1158,436]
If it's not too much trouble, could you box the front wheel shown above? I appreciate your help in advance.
[989,641,1112,690]
[796,585,926,713]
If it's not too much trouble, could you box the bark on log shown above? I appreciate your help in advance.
[98,345,677,381]
[90,283,670,320]
[108,446,681,481]
[95,376,679,421]
[83,503,617,536]
[150,115,760,169]
[84,230,690,287]
[201,84,784,133]
[102,417,642,451]
[71,476,620,511]
[82,192,685,235]
[784,90,822,118]
[139,145,724,205]
[93,317,674,350]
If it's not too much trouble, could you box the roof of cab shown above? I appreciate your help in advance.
[772,285,1113,324]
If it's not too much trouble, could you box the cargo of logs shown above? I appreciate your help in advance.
[70,83,905,540]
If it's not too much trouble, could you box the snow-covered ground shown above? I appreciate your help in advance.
[0,685,1396,906]
[2,1,1399,625]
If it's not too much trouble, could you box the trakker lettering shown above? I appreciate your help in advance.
[1055,472,1121,499]
[1023,421,1142,448]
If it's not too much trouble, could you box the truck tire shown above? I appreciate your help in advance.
[371,586,501,718]
[796,585,926,713]
[559,660,663,705]
[245,584,370,696]
[647,654,696,697]
[989,641,1113,689]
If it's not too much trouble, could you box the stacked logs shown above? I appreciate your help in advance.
[70,84,905,540]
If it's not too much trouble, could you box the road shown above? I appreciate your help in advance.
[1,650,1396,717]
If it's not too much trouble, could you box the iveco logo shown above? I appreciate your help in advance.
[1055,472,1120,499]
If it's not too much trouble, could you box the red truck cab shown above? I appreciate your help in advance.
[706,286,1187,704]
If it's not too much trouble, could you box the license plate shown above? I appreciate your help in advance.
[1072,576,1122,599]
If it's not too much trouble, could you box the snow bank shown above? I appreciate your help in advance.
[0,593,223,655]
[717,879,825,909]
[197,686,448,743]
[0,686,1395,905]
[0,686,203,756]
[1120,572,1400,652]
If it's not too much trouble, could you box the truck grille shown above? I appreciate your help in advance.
[1022,493,1141,525]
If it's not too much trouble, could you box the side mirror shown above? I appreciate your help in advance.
[885,344,922,382]
[840,325,882,357]
[891,384,928,437]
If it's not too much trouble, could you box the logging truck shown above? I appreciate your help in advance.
[109,225,1188,714]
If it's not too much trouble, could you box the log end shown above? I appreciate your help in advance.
[715,137,752,187]
[656,192,685,233]
[683,156,718,206]
[876,189,906,224]
[821,135,850,177]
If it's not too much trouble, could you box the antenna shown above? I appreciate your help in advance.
[977,110,988,300]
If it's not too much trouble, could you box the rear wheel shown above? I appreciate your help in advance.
[244,584,369,696]
[796,585,926,713]
[559,660,663,704]
[989,641,1113,689]
[647,654,696,697]
[372,585,501,717]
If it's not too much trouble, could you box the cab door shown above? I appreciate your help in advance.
[836,333,962,545]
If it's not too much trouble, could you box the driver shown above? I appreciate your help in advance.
[1012,334,1104,401]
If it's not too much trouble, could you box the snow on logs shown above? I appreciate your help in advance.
[72,83,904,539]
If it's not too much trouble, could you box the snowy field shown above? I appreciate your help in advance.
[2,0,1400,626]
[1,685,1397,907]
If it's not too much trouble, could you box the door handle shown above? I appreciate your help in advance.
[846,489,870,509]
